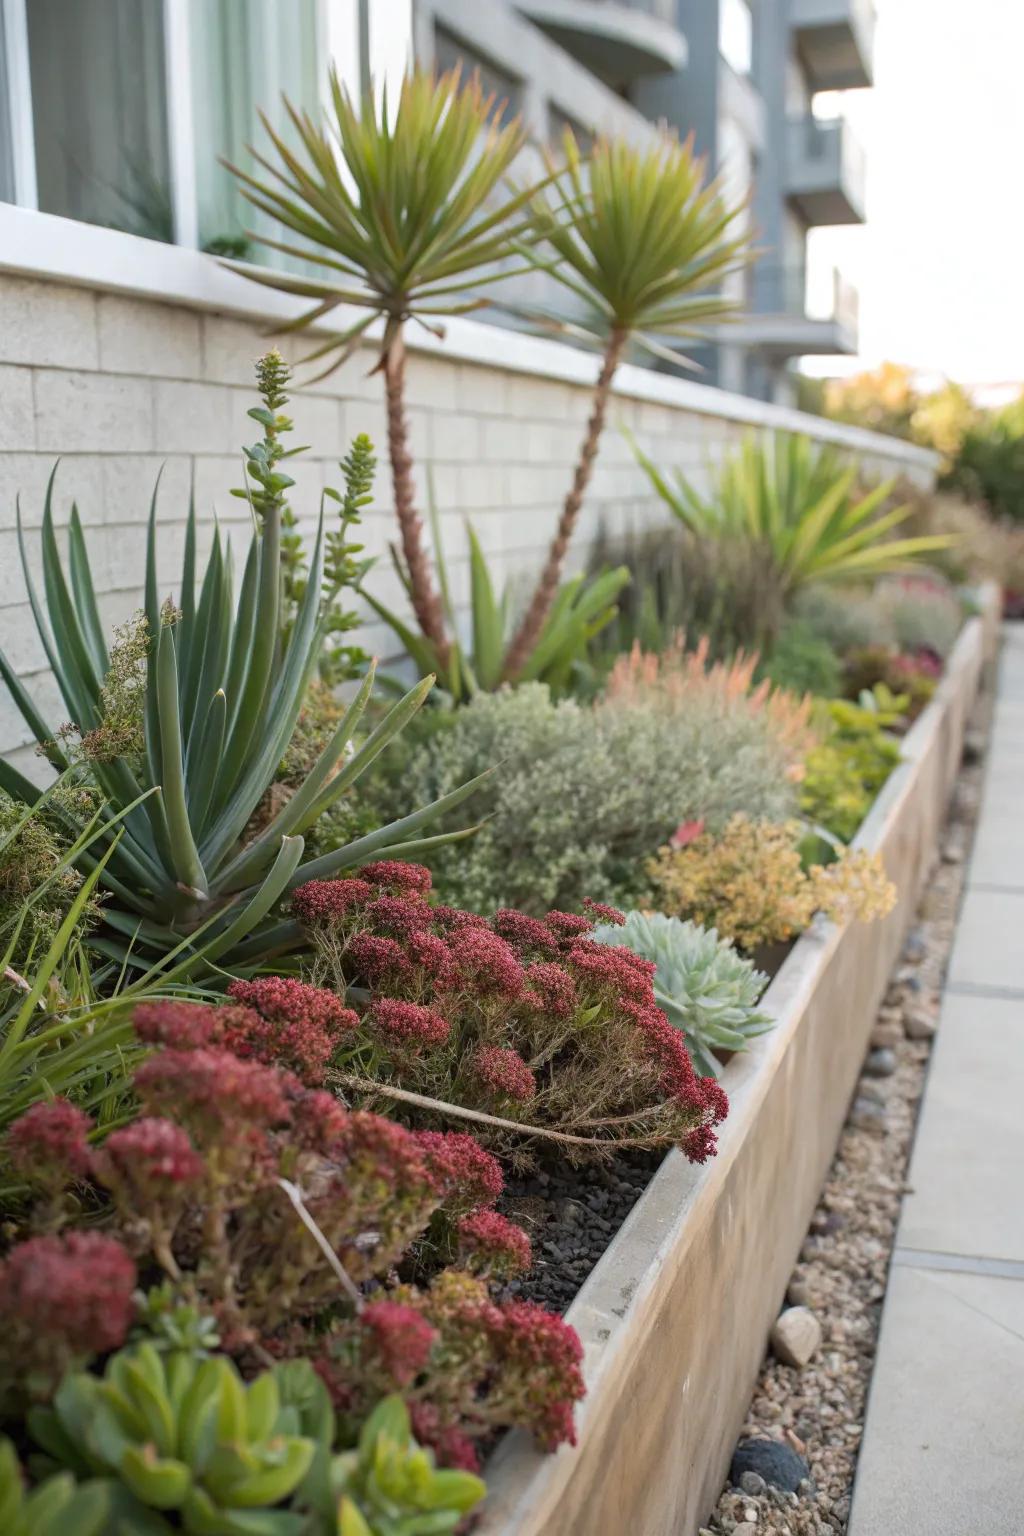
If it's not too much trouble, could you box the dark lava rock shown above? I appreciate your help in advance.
[729,1438,810,1494]
[501,1148,662,1314]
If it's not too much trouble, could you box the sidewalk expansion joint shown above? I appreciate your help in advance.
[945,979,1024,1001]
[892,1247,1024,1281]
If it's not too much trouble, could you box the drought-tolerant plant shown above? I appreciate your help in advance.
[320,1395,485,1536]
[872,575,964,659]
[592,910,771,1078]
[364,680,800,915]
[800,695,904,842]
[843,646,938,722]
[361,511,631,703]
[647,815,896,951]
[602,638,818,772]
[0,1030,583,1463]
[28,1345,320,1530]
[228,67,538,668]
[504,132,747,676]
[588,523,788,669]
[0,356,482,976]
[633,433,953,634]
[293,861,729,1163]
[760,620,843,699]
[792,584,896,655]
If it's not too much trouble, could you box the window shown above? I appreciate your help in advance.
[27,0,172,240]
[719,0,752,77]
[0,0,341,259]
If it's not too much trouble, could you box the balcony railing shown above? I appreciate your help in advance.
[745,259,859,348]
[513,0,686,81]
[785,114,867,225]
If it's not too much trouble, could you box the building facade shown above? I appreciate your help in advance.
[419,0,874,403]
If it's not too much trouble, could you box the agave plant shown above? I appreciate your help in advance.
[592,909,772,1078]
[226,66,541,669]
[0,356,482,976]
[633,431,954,609]
[502,131,749,678]
[362,499,631,702]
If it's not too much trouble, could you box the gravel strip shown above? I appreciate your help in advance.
[700,704,991,1536]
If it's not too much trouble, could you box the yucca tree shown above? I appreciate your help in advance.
[226,65,540,668]
[0,356,483,976]
[502,131,749,679]
[633,430,954,608]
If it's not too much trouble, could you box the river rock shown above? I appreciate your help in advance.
[904,1006,938,1041]
[729,1438,810,1494]
[770,1306,823,1368]
[864,1047,897,1077]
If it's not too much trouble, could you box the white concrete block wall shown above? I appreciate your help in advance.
[0,249,939,771]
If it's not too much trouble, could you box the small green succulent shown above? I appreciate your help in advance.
[593,910,773,1077]
[0,1438,113,1536]
[28,1343,324,1534]
[318,1397,485,1536]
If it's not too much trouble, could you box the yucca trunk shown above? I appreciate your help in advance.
[384,334,450,665]
[503,324,628,680]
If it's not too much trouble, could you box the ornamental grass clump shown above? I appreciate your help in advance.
[292,862,729,1164]
[0,1042,584,1470]
[647,815,896,952]
[592,910,772,1078]
[368,679,800,915]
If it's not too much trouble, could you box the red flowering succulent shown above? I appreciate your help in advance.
[0,1231,136,1395]
[6,1100,92,1196]
[294,863,729,1162]
[456,1209,532,1279]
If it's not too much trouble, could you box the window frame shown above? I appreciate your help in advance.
[0,0,397,256]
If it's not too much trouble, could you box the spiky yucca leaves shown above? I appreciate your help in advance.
[592,910,772,1079]
[0,357,483,976]
[503,131,749,677]
[634,431,955,605]
[227,66,539,665]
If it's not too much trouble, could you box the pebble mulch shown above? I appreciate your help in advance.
[700,710,991,1536]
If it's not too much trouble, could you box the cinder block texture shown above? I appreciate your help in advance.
[1,280,936,757]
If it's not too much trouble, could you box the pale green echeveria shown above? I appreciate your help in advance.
[593,909,773,1078]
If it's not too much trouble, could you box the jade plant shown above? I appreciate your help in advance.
[591,909,772,1078]
[0,355,482,976]
[27,1345,319,1533]
[314,1395,485,1536]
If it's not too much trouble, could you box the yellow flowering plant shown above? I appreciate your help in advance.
[646,814,896,952]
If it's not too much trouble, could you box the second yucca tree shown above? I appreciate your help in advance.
[227,66,538,668]
[502,131,749,678]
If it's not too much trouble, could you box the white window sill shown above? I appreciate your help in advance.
[0,201,939,471]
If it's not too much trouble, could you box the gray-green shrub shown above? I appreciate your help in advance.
[370,683,799,914]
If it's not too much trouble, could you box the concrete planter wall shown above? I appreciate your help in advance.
[478,593,1001,1536]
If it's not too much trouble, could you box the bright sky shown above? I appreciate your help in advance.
[805,0,1024,387]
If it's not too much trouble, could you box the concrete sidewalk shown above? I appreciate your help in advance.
[849,625,1024,1536]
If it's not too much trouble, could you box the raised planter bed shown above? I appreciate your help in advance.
[478,592,1001,1536]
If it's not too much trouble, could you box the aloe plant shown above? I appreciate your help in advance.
[633,431,954,606]
[502,131,749,677]
[0,356,482,975]
[227,66,541,669]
